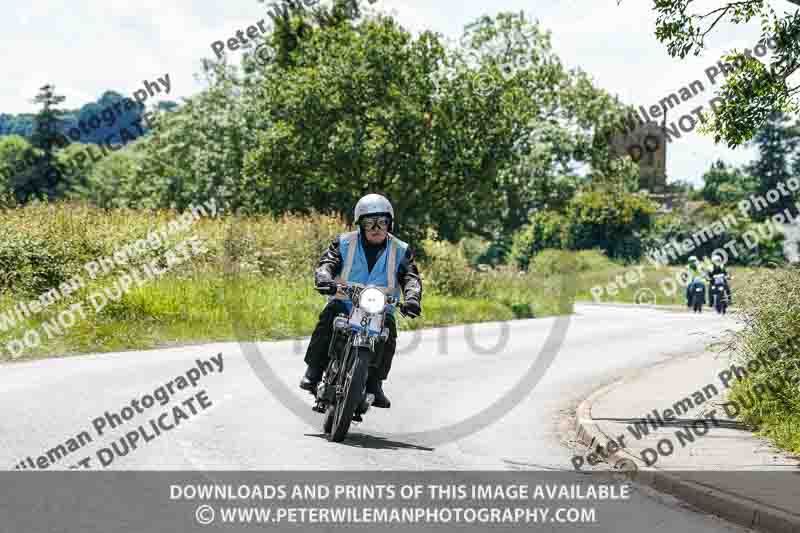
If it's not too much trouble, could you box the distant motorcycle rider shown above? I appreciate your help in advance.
[299,194,423,409]
[685,255,706,306]
[706,252,732,304]
[686,255,702,278]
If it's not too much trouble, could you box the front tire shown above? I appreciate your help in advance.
[329,347,370,443]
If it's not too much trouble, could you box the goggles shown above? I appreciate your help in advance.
[360,215,390,231]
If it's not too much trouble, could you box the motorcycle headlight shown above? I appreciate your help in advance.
[360,288,386,314]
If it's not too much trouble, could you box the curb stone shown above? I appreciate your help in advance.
[573,355,800,533]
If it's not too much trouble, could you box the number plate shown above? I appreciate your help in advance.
[349,308,383,334]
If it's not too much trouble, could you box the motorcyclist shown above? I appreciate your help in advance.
[299,193,423,409]
[706,252,732,304]
[685,255,706,306]
[687,255,702,277]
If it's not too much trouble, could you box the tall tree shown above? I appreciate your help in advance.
[130,59,260,211]
[259,0,367,68]
[24,84,67,200]
[242,10,625,242]
[701,159,757,205]
[746,112,800,219]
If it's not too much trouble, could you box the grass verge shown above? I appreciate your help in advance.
[0,269,569,363]
[722,267,800,454]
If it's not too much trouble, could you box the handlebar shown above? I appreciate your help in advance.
[315,282,412,316]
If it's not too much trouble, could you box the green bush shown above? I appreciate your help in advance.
[573,249,618,271]
[82,148,161,209]
[419,230,480,297]
[0,203,581,361]
[459,235,510,268]
[0,203,116,294]
[218,212,344,279]
[510,192,657,268]
[529,249,574,276]
[642,203,787,267]
[55,143,100,199]
[0,135,60,202]
[0,135,34,197]
[509,211,567,270]
[724,267,800,453]
[529,248,615,276]
[701,160,756,205]
[0,231,82,295]
[418,231,573,317]
[474,264,572,318]
[0,202,213,296]
[459,236,491,267]
[565,191,657,262]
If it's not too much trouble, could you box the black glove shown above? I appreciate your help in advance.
[315,280,337,296]
[400,299,421,318]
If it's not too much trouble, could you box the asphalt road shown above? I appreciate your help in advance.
[0,304,748,532]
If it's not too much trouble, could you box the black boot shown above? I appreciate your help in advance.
[299,365,323,394]
[366,374,390,409]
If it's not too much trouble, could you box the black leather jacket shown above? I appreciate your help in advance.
[707,265,729,281]
[314,233,423,304]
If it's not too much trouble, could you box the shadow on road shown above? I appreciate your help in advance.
[592,417,751,430]
[305,433,435,451]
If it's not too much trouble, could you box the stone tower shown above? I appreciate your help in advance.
[608,104,668,193]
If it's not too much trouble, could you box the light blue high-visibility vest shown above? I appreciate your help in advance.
[332,230,408,315]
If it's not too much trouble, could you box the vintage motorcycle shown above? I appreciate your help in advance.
[311,282,409,442]
[709,273,730,314]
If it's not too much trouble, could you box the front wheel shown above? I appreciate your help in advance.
[329,347,370,443]
[323,406,334,434]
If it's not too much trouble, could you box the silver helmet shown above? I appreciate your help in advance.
[354,193,394,224]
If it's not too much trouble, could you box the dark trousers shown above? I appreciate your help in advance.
[711,282,732,303]
[687,281,706,304]
[304,300,397,381]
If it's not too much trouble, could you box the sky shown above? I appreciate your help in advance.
[2,0,799,185]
